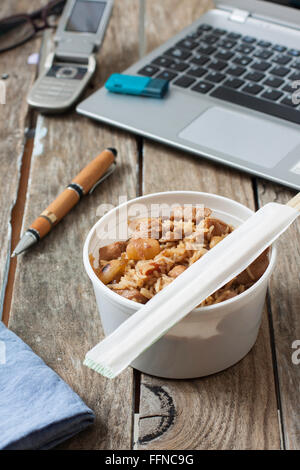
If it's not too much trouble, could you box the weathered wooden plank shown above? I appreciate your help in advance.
[8,0,141,450]
[145,0,214,54]
[0,0,44,321]
[256,181,300,450]
[135,0,281,449]
[137,143,281,450]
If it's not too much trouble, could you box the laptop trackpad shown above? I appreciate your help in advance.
[178,107,300,169]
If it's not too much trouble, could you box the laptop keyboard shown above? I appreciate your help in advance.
[137,23,300,125]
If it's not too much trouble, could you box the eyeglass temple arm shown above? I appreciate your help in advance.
[29,0,67,20]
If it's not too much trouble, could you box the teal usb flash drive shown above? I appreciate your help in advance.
[105,73,169,98]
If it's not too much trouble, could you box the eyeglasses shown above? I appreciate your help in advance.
[0,0,67,54]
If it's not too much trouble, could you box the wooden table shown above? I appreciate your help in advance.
[1,0,299,450]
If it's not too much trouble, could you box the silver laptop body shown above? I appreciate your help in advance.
[77,0,300,190]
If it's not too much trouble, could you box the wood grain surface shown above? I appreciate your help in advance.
[0,0,46,320]
[2,0,299,451]
[8,0,140,450]
[257,181,300,450]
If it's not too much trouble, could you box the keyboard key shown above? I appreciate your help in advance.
[283,83,296,93]
[251,60,272,71]
[151,22,300,127]
[168,60,190,72]
[242,36,256,44]
[253,49,273,60]
[165,47,191,60]
[173,75,196,88]
[211,86,300,125]
[205,71,226,83]
[227,65,246,77]
[257,40,272,48]
[204,34,219,44]
[270,65,290,77]
[272,54,292,65]
[198,24,213,32]
[227,32,241,40]
[291,60,300,70]
[176,39,198,50]
[138,65,159,76]
[263,76,284,88]
[197,43,216,55]
[281,94,299,107]
[152,56,173,67]
[192,81,214,94]
[244,71,265,82]
[156,70,178,81]
[289,71,300,81]
[218,39,236,49]
[213,28,227,35]
[187,66,206,77]
[288,49,300,57]
[190,54,210,66]
[242,83,263,95]
[235,44,255,54]
[215,49,234,61]
[209,59,227,71]
[261,89,283,101]
[186,30,202,39]
[233,55,252,66]
[223,77,245,89]
[272,44,287,53]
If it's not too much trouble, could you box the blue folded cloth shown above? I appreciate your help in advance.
[0,322,95,450]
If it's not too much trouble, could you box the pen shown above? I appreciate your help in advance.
[12,148,117,257]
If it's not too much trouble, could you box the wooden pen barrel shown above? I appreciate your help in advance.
[30,149,115,239]
[73,148,115,193]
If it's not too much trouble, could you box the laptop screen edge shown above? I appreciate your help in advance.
[215,0,300,29]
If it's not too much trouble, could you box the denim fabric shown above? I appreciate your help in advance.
[0,322,95,450]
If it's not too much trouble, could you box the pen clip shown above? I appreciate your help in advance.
[89,161,117,194]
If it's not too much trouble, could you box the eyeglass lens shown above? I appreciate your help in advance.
[0,16,35,52]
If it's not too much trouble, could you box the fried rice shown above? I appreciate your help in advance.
[90,206,269,307]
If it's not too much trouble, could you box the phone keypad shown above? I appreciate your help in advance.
[28,60,92,109]
[31,76,80,102]
[46,64,87,80]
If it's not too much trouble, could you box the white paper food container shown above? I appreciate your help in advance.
[83,191,276,379]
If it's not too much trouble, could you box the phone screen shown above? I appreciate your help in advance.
[66,0,107,33]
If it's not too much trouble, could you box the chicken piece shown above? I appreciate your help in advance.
[99,241,127,261]
[115,289,148,304]
[168,265,187,278]
[203,218,232,238]
[203,218,232,243]
[236,249,269,285]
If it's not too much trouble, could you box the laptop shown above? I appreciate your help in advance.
[77,0,300,190]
